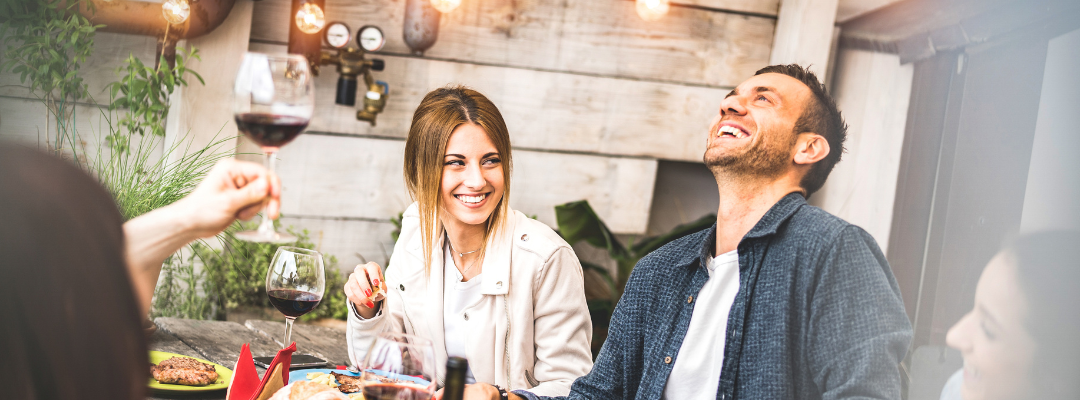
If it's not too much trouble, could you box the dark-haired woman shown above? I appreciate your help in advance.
[344,87,593,396]
[0,142,279,399]
[940,231,1080,400]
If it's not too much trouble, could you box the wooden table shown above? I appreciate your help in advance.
[148,317,351,400]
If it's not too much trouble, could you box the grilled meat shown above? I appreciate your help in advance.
[331,372,362,393]
[151,356,220,386]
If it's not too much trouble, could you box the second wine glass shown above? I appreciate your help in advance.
[265,246,325,348]
[233,52,314,243]
[359,332,438,400]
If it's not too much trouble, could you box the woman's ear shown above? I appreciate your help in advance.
[793,133,830,165]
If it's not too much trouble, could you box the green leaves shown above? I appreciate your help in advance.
[554,200,715,295]
[105,46,203,154]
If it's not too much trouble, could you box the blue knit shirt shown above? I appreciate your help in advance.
[516,193,912,400]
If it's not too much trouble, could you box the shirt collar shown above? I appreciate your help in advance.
[690,192,807,269]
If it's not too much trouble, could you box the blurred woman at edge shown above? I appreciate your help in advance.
[0,143,279,399]
[941,231,1080,400]
[344,86,593,396]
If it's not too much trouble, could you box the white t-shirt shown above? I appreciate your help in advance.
[662,250,740,400]
[443,246,483,383]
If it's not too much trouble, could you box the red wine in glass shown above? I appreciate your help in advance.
[266,289,322,318]
[234,113,309,150]
[362,383,434,400]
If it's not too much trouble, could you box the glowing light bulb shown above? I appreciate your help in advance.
[295,3,326,34]
[636,0,669,21]
[430,0,461,14]
[162,0,190,25]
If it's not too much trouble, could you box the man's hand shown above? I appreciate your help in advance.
[176,158,282,238]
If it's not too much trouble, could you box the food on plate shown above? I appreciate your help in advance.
[331,372,363,393]
[290,381,338,400]
[150,356,220,386]
[306,372,339,388]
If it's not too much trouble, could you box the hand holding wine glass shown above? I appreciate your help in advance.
[233,52,314,243]
[266,246,325,348]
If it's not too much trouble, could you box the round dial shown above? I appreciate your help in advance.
[323,22,351,49]
[357,25,386,52]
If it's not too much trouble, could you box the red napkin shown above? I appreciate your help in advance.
[227,342,296,400]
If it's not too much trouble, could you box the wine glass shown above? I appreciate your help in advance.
[233,52,314,243]
[265,246,325,348]
[359,332,438,400]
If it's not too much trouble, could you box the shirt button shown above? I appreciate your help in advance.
[521,234,529,241]
[399,284,405,291]
[463,313,469,321]
[495,281,503,289]
[687,295,693,303]
[664,356,672,364]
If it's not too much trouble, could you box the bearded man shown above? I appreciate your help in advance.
[466,64,912,400]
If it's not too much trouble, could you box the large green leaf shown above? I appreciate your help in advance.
[554,200,628,258]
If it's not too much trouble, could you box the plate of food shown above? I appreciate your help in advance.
[148,351,233,392]
[288,369,431,399]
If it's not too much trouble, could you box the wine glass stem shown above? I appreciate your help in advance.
[283,316,296,349]
[256,149,278,235]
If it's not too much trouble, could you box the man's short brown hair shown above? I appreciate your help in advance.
[754,64,847,197]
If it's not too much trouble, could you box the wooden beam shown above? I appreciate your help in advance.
[250,42,722,162]
[273,133,658,234]
[251,0,775,88]
[163,0,254,158]
[769,0,839,79]
[675,0,780,16]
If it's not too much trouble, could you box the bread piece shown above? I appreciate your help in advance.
[290,381,337,400]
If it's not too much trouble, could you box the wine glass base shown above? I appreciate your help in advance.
[234,229,297,244]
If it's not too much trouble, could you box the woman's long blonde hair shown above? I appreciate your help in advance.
[403,86,513,273]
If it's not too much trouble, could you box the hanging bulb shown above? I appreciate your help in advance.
[430,0,461,14]
[636,0,669,21]
[162,0,190,25]
[295,3,326,34]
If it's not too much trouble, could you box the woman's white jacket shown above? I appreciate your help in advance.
[346,203,593,396]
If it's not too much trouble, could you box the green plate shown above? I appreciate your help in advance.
[149,351,233,392]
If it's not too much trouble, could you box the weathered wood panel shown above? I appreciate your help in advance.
[810,49,912,253]
[245,320,352,366]
[274,133,658,233]
[278,216,398,271]
[250,0,775,87]
[0,32,158,103]
[155,317,284,365]
[249,42,720,162]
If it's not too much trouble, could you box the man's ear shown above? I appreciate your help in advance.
[793,133,829,165]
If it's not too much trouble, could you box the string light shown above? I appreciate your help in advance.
[636,0,669,21]
[162,0,190,25]
[430,0,461,14]
[295,3,326,34]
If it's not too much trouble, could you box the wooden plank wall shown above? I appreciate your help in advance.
[248,0,777,269]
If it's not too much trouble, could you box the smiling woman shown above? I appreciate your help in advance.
[342,86,593,396]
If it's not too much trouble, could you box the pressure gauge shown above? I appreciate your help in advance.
[357,25,386,52]
[323,22,351,49]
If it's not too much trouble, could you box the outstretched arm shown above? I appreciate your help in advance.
[123,158,281,315]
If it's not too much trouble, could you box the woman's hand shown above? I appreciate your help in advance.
[446,383,521,400]
[344,262,387,319]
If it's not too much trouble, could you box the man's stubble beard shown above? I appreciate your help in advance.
[704,130,794,182]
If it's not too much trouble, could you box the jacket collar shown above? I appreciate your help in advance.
[689,192,807,268]
[405,210,516,296]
